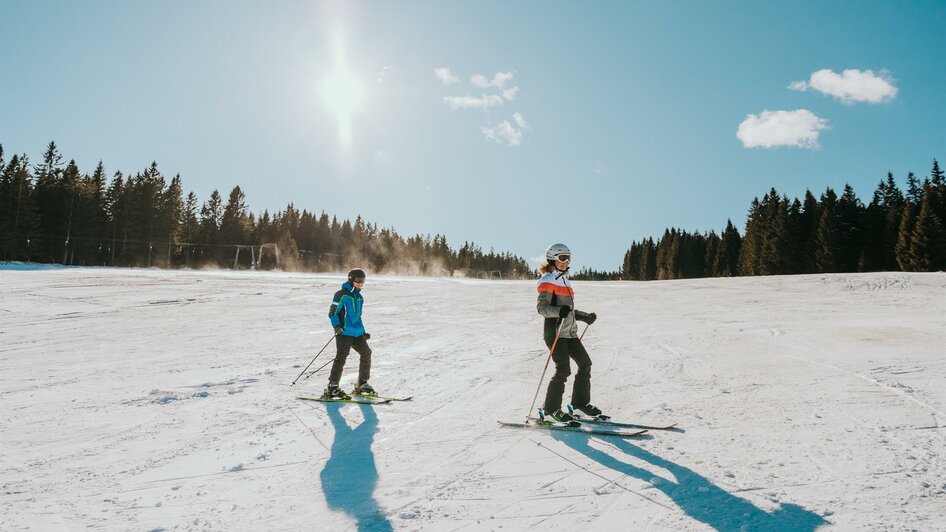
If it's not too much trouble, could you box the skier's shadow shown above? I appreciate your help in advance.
[321,403,393,532]
[552,432,828,531]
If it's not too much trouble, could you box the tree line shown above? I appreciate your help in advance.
[574,159,946,280]
[0,141,532,278]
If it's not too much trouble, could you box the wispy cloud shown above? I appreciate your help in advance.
[789,69,898,104]
[434,67,460,85]
[482,113,529,147]
[442,94,505,110]
[377,66,394,84]
[736,109,829,149]
[439,68,529,147]
[471,70,515,89]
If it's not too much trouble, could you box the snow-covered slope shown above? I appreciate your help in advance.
[2,268,945,531]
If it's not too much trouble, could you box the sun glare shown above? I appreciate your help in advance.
[322,39,364,147]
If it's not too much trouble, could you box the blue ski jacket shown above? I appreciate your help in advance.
[328,282,366,337]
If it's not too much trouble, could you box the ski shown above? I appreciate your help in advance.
[297,396,393,405]
[565,416,678,431]
[350,393,413,402]
[498,420,647,438]
[564,405,677,430]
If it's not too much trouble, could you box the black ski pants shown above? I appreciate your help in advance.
[542,337,592,413]
[328,334,372,387]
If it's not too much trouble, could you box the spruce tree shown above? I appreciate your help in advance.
[220,186,248,246]
[908,189,946,271]
[814,188,838,272]
[835,184,865,272]
[33,141,65,262]
[713,220,742,276]
[895,201,917,271]
[0,154,17,259]
[906,171,921,204]
[739,198,763,276]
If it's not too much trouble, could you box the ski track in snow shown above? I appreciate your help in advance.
[1,268,945,530]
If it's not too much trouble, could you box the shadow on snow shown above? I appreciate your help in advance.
[552,432,829,531]
[320,402,393,532]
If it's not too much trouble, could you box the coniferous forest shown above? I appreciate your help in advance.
[0,142,531,278]
[4,142,944,281]
[573,159,946,280]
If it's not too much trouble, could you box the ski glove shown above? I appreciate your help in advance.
[334,325,345,335]
[363,333,371,340]
[576,311,597,325]
[558,305,572,318]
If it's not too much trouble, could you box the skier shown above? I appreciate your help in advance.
[536,244,600,422]
[322,268,376,400]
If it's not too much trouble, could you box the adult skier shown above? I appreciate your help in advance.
[322,268,376,400]
[536,244,600,422]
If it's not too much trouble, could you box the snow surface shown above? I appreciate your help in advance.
[2,268,945,531]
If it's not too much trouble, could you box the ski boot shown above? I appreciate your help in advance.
[568,403,609,420]
[321,384,351,401]
[352,382,377,397]
[538,408,580,427]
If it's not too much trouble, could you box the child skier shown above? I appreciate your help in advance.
[322,268,376,400]
[536,243,600,422]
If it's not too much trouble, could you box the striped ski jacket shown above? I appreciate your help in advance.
[328,282,366,337]
[536,269,579,341]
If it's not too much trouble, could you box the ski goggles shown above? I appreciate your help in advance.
[351,277,365,284]
[553,254,571,263]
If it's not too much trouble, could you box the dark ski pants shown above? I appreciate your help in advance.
[543,337,592,413]
[328,334,372,387]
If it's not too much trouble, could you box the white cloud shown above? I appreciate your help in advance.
[442,94,505,110]
[377,66,394,84]
[512,112,528,129]
[482,113,529,147]
[789,69,898,104]
[438,68,531,146]
[434,67,460,85]
[736,109,829,149]
[471,70,515,89]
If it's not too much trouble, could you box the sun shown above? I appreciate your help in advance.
[323,65,364,117]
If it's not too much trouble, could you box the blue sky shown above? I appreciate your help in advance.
[2,1,945,270]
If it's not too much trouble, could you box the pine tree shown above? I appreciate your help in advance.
[159,175,184,266]
[895,201,917,271]
[0,153,18,259]
[932,159,945,187]
[713,220,742,276]
[739,198,763,275]
[104,172,125,265]
[59,160,81,264]
[758,190,790,275]
[835,184,865,272]
[908,188,946,271]
[622,241,641,280]
[931,160,946,239]
[704,231,721,276]
[33,141,65,262]
[906,171,921,204]
[200,189,223,265]
[220,186,248,246]
[814,188,838,273]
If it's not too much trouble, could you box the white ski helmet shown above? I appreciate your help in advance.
[545,243,571,263]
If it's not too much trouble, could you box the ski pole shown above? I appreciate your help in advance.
[302,355,338,381]
[291,331,338,386]
[525,318,566,423]
[579,322,591,340]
